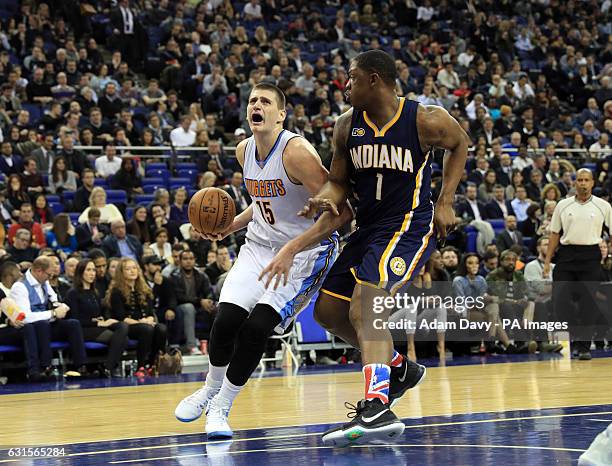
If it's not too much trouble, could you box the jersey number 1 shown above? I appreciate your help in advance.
[376,173,383,201]
[256,200,275,224]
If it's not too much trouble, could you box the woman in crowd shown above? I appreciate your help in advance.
[46,213,77,257]
[540,183,561,208]
[66,259,129,378]
[169,187,189,226]
[48,156,77,194]
[151,227,172,263]
[105,258,167,375]
[110,158,144,201]
[452,253,513,353]
[477,169,497,203]
[6,174,29,218]
[127,206,152,245]
[32,193,54,230]
[77,187,123,225]
[505,169,524,200]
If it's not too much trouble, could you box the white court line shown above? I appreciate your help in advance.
[108,443,587,464]
[1,409,607,464]
[586,419,612,422]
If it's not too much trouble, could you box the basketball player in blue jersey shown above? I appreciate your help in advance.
[174,83,349,439]
[261,50,469,446]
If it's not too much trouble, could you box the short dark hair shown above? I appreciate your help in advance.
[88,248,107,261]
[353,50,398,86]
[252,83,286,109]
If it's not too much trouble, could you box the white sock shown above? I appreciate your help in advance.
[217,376,244,405]
[205,364,228,391]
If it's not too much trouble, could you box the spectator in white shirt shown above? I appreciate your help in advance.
[513,74,535,101]
[243,0,263,20]
[170,115,196,147]
[437,62,460,90]
[95,142,122,178]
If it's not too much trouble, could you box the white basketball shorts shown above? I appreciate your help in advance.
[219,236,338,332]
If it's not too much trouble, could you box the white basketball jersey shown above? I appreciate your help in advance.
[243,129,315,248]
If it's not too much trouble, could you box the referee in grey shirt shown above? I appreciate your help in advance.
[543,169,612,360]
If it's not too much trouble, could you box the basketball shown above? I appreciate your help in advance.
[188,187,236,235]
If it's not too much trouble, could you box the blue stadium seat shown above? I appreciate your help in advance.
[106,190,128,204]
[296,294,331,344]
[464,225,478,253]
[46,194,60,204]
[49,202,64,215]
[94,178,109,188]
[488,219,505,230]
[50,342,69,350]
[0,344,21,353]
[175,162,197,170]
[62,191,75,202]
[85,341,108,350]
[169,177,191,190]
[145,162,168,170]
[177,168,198,182]
[582,162,597,171]
[135,194,155,204]
[143,185,163,194]
[22,103,42,125]
[145,168,170,181]
[126,207,134,221]
[68,213,80,224]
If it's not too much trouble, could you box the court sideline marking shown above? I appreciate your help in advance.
[1,409,607,463]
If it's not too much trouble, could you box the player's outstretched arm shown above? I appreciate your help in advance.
[299,110,353,218]
[259,203,353,289]
[418,105,470,240]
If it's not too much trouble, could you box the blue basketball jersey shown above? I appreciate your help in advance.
[346,97,433,227]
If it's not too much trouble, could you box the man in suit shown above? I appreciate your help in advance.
[455,183,488,223]
[72,169,95,212]
[225,172,251,214]
[30,133,55,174]
[183,52,210,102]
[102,220,143,262]
[467,157,489,185]
[496,215,524,253]
[75,207,108,250]
[0,141,23,176]
[109,0,145,70]
[486,184,516,219]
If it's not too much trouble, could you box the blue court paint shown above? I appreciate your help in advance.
[1,404,609,465]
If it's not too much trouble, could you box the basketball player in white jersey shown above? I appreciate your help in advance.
[175,83,350,438]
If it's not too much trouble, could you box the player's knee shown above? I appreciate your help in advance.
[210,303,249,341]
[238,304,280,344]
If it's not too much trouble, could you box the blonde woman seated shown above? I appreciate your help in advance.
[78,187,124,225]
[389,265,447,362]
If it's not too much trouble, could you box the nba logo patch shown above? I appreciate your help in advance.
[351,128,365,137]
[390,257,406,276]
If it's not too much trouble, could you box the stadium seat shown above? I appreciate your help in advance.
[488,219,505,230]
[177,168,198,182]
[126,207,134,221]
[135,194,155,204]
[169,177,191,190]
[105,190,128,204]
[46,194,60,204]
[175,162,197,170]
[145,162,168,171]
[145,168,170,181]
[84,342,108,350]
[68,213,80,224]
[49,202,64,215]
[94,178,109,188]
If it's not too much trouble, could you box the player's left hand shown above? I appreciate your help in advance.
[433,202,457,241]
[259,246,296,290]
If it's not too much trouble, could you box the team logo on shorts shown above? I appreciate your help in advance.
[351,128,365,137]
[390,257,406,276]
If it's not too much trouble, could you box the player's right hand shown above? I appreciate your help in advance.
[298,197,340,218]
[200,225,233,241]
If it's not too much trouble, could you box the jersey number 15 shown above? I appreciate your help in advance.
[256,200,276,224]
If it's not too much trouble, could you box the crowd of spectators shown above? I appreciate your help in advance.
[0,0,611,379]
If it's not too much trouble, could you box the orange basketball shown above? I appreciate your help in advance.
[188,187,236,235]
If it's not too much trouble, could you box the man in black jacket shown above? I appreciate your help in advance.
[75,207,108,250]
[455,183,488,223]
[56,134,91,177]
[496,215,524,253]
[143,256,178,345]
[72,169,95,212]
[485,185,516,219]
[169,250,215,355]
[102,220,143,262]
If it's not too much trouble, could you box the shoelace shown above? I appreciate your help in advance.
[345,401,367,420]
[186,387,210,409]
